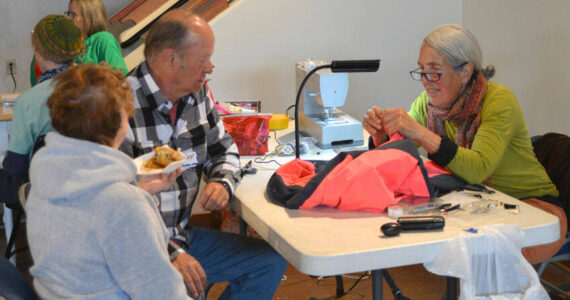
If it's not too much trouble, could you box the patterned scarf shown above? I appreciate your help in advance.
[37,63,69,84]
[427,71,487,149]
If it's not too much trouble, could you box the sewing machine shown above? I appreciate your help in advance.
[296,60,364,149]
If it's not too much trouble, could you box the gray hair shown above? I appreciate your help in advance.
[423,24,495,79]
[144,18,198,61]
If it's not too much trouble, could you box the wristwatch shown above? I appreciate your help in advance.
[220,181,233,200]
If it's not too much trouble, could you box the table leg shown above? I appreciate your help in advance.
[238,216,247,236]
[335,275,344,297]
[372,269,383,300]
[446,276,458,300]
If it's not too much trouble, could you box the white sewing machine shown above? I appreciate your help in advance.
[296,60,364,149]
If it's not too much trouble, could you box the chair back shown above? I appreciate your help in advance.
[533,133,570,218]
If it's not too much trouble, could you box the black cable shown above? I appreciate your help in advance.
[311,272,368,300]
[335,272,367,299]
[285,104,295,120]
[253,156,281,166]
[9,63,16,92]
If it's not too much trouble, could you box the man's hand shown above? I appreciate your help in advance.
[172,253,207,298]
[198,182,229,211]
[138,168,183,194]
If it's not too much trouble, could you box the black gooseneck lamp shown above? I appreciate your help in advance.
[294,59,381,158]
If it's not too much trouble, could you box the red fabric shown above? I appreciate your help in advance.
[424,160,451,177]
[34,60,43,84]
[380,132,405,147]
[168,101,179,126]
[300,149,431,212]
[275,158,316,187]
[222,115,272,155]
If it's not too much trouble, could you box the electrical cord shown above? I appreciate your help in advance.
[253,154,282,166]
[285,104,295,120]
[253,131,284,166]
[312,272,369,300]
[272,130,281,146]
[9,63,16,92]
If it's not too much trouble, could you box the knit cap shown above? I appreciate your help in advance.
[32,15,85,64]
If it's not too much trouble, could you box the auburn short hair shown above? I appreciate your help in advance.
[48,63,134,146]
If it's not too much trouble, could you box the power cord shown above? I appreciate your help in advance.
[253,130,285,166]
[285,104,295,120]
[9,62,17,92]
[311,272,369,300]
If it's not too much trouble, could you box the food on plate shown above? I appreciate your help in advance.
[142,145,181,170]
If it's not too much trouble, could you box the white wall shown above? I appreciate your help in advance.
[0,0,130,94]
[210,0,460,125]
[462,0,570,136]
[0,0,567,137]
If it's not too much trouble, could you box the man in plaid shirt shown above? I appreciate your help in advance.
[120,10,286,299]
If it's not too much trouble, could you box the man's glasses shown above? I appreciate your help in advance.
[64,11,77,18]
[409,62,468,82]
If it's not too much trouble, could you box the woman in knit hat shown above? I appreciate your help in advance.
[32,15,85,83]
[0,15,85,205]
[30,0,127,86]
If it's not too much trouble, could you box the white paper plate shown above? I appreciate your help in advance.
[134,151,189,175]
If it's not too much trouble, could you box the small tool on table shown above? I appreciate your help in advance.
[241,160,257,176]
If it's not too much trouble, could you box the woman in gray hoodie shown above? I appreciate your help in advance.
[26,63,190,299]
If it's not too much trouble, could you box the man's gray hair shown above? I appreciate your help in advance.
[423,24,495,79]
[144,18,198,61]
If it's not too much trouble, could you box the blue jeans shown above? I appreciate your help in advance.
[185,226,287,300]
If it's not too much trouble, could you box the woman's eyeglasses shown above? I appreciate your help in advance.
[409,62,468,82]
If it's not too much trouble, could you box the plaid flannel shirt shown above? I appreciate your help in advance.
[121,61,241,256]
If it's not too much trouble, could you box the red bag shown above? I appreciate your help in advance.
[221,114,272,156]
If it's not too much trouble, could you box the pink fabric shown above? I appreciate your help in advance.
[424,160,451,177]
[275,158,316,187]
[380,132,405,147]
[300,149,431,212]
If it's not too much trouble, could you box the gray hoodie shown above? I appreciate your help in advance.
[27,132,188,299]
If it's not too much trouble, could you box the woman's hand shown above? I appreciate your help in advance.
[382,108,442,153]
[138,167,183,194]
[381,108,424,140]
[363,106,389,147]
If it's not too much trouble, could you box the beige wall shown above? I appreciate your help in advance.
[209,0,459,129]
[0,0,567,155]
[462,0,570,135]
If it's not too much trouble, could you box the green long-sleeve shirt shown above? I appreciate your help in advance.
[408,81,558,199]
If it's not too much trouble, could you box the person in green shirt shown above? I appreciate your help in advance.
[30,0,127,86]
[363,24,565,264]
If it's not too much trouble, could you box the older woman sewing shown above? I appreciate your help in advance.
[363,24,566,264]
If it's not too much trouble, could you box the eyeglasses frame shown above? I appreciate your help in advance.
[409,62,468,82]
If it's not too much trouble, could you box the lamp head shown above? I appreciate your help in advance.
[330,60,380,73]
